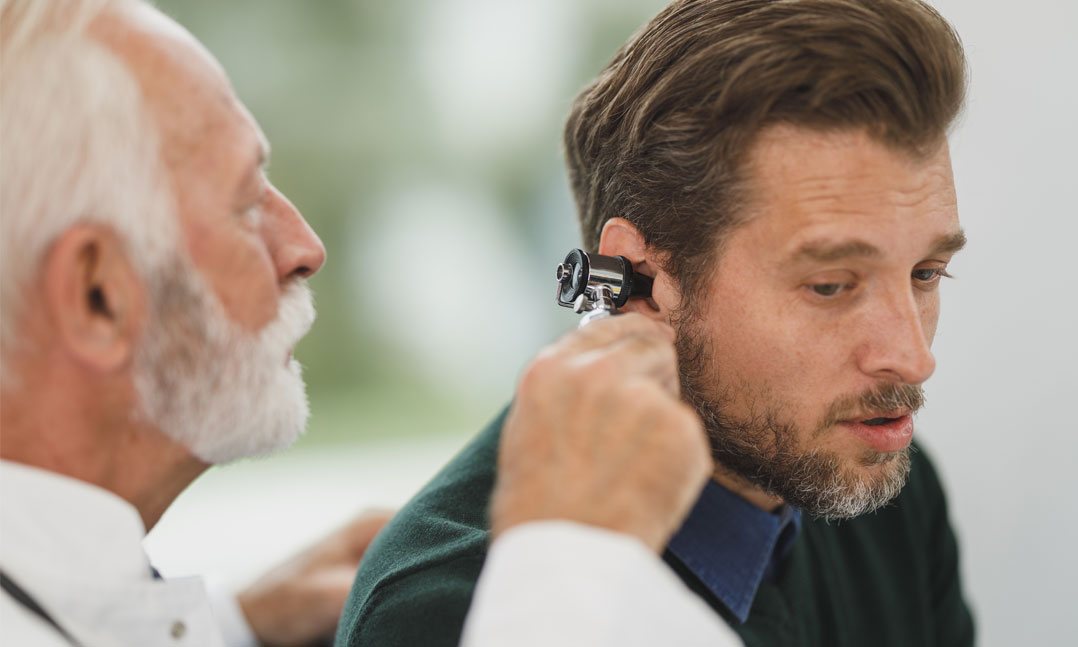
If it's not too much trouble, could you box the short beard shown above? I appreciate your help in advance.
[675,319,923,521]
[133,255,315,464]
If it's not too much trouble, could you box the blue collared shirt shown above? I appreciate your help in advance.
[667,479,802,623]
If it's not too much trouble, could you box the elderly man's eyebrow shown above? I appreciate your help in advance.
[794,239,882,263]
[252,130,271,174]
[257,131,271,171]
[236,138,271,202]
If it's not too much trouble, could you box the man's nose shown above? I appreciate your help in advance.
[261,185,326,281]
[856,287,936,386]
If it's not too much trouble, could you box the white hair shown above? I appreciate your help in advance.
[0,0,177,382]
[1,0,316,461]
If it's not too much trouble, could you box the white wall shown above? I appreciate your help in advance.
[917,1,1078,644]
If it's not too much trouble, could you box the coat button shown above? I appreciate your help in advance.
[170,620,186,639]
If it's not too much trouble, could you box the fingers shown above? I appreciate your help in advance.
[555,312,675,355]
[577,331,681,395]
[493,309,712,553]
[237,511,398,647]
[520,314,681,401]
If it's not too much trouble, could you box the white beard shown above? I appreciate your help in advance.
[133,258,316,464]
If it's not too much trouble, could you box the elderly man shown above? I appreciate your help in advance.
[0,0,742,645]
[337,1,976,646]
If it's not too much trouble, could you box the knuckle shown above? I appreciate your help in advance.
[661,404,705,444]
[518,351,563,391]
[619,377,659,403]
[622,313,667,334]
[585,378,656,423]
[629,384,683,426]
[606,312,662,339]
[625,332,663,352]
[680,410,708,446]
[631,313,675,338]
[650,336,679,366]
[674,402,704,430]
[581,353,622,383]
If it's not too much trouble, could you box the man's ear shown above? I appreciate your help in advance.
[41,224,146,373]
[597,218,680,321]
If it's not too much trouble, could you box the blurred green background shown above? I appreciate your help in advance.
[154,0,669,446]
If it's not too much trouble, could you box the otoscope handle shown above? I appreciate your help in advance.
[576,284,617,327]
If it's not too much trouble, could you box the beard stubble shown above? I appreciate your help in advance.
[674,317,925,520]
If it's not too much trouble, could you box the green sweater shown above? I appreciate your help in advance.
[335,408,974,647]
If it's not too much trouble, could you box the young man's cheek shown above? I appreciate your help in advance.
[918,292,942,346]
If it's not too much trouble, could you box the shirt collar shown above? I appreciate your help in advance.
[667,479,802,623]
[0,459,153,583]
[0,460,230,647]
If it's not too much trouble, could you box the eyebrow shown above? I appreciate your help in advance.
[256,130,271,171]
[795,239,882,263]
[793,228,967,264]
[929,229,967,256]
[251,133,270,176]
[235,137,271,201]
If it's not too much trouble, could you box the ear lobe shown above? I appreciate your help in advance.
[42,225,145,373]
[597,218,680,321]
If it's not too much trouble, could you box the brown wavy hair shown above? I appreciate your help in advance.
[564,0,966,307]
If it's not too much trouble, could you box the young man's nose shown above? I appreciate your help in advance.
[261,185,327,282]
[856,288,936,386]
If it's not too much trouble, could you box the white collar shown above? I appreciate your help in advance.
[1,460,226,647]
[0,459,153,584]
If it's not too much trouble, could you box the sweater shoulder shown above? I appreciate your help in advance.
[335,407,507,647]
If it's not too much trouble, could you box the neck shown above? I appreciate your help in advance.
[118,445,209,531]
[2,382,209,532]
[711,466,786,513]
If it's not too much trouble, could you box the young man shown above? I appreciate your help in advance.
[338,1,975,646]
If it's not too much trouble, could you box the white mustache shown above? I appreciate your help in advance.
[257,281,316,354]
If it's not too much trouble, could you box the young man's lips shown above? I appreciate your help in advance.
[838,414,914,454]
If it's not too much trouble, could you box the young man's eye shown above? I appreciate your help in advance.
[912,267,952,283]
[811,283,846,297]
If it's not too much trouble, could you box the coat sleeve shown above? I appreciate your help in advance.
[461,521,743,647]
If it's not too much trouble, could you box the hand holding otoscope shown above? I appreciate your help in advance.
[492,246,709,553]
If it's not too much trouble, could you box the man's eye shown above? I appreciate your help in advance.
[811,283,846,297]
[912,268,950,283]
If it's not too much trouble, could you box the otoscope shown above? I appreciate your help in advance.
[554,249,654,327]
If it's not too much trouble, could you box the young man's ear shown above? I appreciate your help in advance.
[597,218,680,321]
[42,224,146,373]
